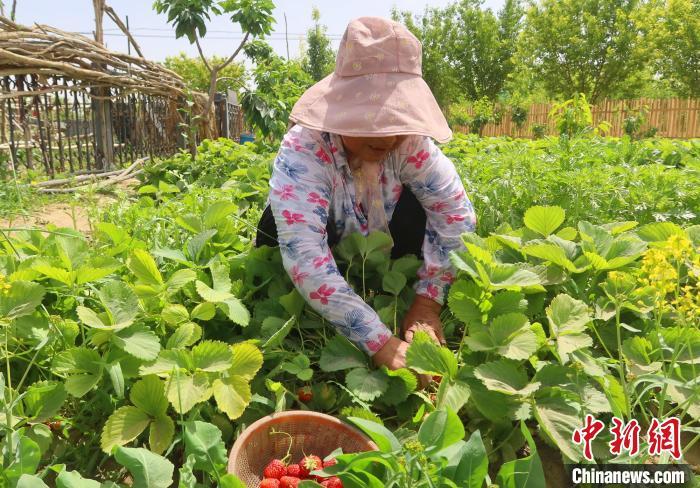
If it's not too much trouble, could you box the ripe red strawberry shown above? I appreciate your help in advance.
[260,479,281,488]
[263,459,287,479]
[322,458,337,468]
[286,463,302,478]
[300,454,323,478]
[280,476,301,488]
[321,477,343,488]
[297,386,313,403]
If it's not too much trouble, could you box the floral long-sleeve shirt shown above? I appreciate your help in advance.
[268,125,476,355]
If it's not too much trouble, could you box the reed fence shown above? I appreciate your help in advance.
[461,98,700,139]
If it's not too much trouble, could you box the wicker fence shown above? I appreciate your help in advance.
[465,98,700,139]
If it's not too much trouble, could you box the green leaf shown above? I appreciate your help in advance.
[101,406,151,453]
[319,335,367,372]
[212,376,251,420]
[348,417,401,453]
[166,322,202,349]
[0,281,45,319]
[636,222,685,243]
[76,306,108,329]
[487,264,542,289]
[55,471,101,488]
[190,302,216,321]
[418,408,465,451]
[139,349,192,376]
[52,348,102,397]
[381,368,417,406]
[448,280,484,326]
[99,281,139,329]
[114,446,174,488]
[220,297,250,326]
[192,341,233,372]
[183,421,228,472]
[210,257,232,293]
[263,316,294,348]
[522,243,578,271]
[32,263,74,285]
[382,270,407,295]
[445,430,488,488]
[346,368,388,402]
[496,422,545,488]
[490,291,528,318]
[204,202,237,228]
[161,304,189,325]
[23,381,67,423]
[106,362,125,399]
[523,206,565,237]
[165,269,197,295]
[166,372,212,413]
[546,294,593,361]
[113,325,161,361]
[229,342,263,379]
[149,415,174,455]
[17,474,50,488]
[493,315,538,360]
[131,376,168,417]
[195,280,232,302]
[128,250,163,286]
[406,331,458,379]
[474,360,539,396]
[533,393,582,461]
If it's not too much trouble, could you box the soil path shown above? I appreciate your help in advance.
[0,179,138,235]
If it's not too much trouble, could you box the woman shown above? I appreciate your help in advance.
[256,17,476,371]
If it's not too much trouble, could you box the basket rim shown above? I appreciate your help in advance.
[227,410,379,474]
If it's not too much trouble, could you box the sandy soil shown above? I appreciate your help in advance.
[0,178,138,235]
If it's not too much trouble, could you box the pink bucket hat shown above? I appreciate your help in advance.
[289,17,452,143]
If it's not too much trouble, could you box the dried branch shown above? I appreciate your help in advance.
[103,4,144,58]
[0,16,186,98]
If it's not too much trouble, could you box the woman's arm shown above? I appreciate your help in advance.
[398,136,477,339]
[269,127,393,356]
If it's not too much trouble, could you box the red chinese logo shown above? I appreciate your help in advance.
[647,417,681,460]
[572,414,605,461]
[573,416,682,461]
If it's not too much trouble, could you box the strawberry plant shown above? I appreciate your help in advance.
[1,134,699,485]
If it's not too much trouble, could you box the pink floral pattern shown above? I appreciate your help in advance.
[268,125,476,355]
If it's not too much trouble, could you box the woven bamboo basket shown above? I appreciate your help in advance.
[228,411,378,487]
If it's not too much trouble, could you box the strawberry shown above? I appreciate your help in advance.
[321,477,343,488]
[263,459,287,479]
[260,479,281,488]
[322,458,337,468]
[297,386,313,403]
[286,464,302,478]
[280,476,301,488]
[300,454,323,478]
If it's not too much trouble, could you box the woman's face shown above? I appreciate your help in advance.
[340,135,406,163]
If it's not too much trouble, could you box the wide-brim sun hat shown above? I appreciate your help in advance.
[290,16,452,143]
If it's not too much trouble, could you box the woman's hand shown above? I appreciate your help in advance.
[372,336,430,387]
[402,295,445,345]
[371,336,409,370]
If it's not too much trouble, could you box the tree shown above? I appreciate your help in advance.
[164,53,246,94]
[393,0,523,106]
[392,5,460,108]
[241,43,314,140]
[519,0,652,102]
[651,0,700,97]
[302,7,335,81]
[451,0,524,101]
[153,0,274,128]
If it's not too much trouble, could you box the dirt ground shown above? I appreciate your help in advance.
[0,178,138,234]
